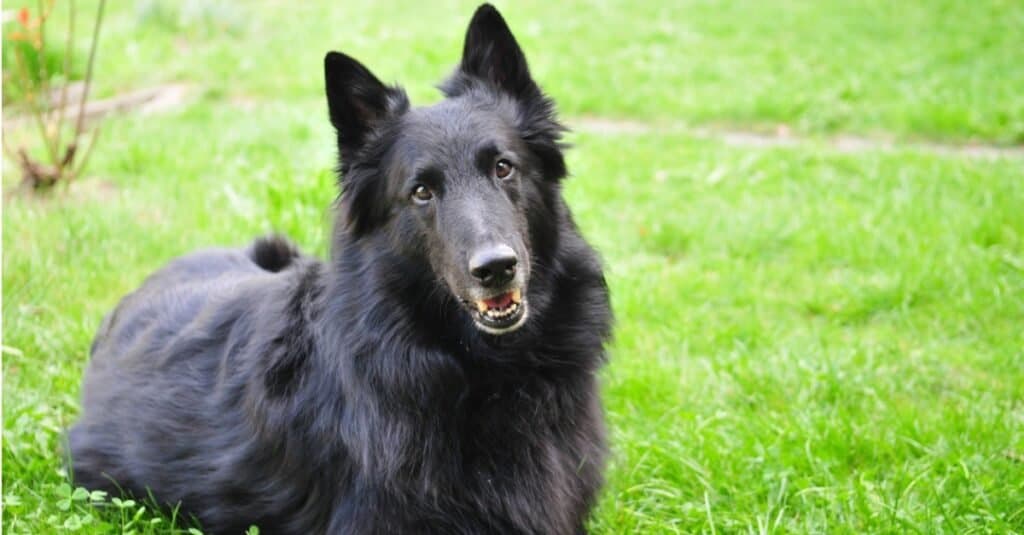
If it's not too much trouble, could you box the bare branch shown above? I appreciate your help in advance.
[35,0,60,159]
[73,0,105,144]
[54,0,76,165]
[11,45,60,165]
[71,125,101,180]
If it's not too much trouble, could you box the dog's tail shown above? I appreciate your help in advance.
[248,234,301,273]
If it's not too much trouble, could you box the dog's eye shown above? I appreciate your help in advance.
[494,159,515,179]
[411,185,433,203]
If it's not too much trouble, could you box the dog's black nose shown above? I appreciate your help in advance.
[469,245,517,287]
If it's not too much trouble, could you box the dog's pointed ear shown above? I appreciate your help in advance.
[458,4,538,99]
[324,52,408,162]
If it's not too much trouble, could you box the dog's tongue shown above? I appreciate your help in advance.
[483,292,513,309]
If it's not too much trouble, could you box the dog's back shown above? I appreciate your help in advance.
[70,239,322,532]
[88,235,299,357]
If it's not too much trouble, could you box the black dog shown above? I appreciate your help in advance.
[68,4,611,533]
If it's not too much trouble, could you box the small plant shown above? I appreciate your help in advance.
[2,0,106,191]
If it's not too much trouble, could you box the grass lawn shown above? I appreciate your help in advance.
[3,1,1023,533]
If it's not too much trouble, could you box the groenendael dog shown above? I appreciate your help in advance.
[68,4,611,533]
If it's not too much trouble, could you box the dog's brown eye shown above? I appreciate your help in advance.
[412,185,433,203]
[494,159,514,179]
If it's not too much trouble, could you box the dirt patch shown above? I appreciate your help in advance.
[4,177,120,205]
[568,116,665,135]
[569,116,1024,160]
[4,83,194,130]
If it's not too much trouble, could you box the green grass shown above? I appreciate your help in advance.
[13,0,1024,141]
[3,1,1024,533]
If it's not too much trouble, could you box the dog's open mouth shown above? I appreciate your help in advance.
[470,289,528,334]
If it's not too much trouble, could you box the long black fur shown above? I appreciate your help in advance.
[68,4,611,534]
[248,234,301,273]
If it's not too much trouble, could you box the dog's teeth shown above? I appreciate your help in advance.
[477,295,524,323]
[483,302,515,320]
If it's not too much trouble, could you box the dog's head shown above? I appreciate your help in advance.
[324,4,566,335]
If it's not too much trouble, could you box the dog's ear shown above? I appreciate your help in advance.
[449,5,568,183]
[324,51,408,163]
[457,4,538,99]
